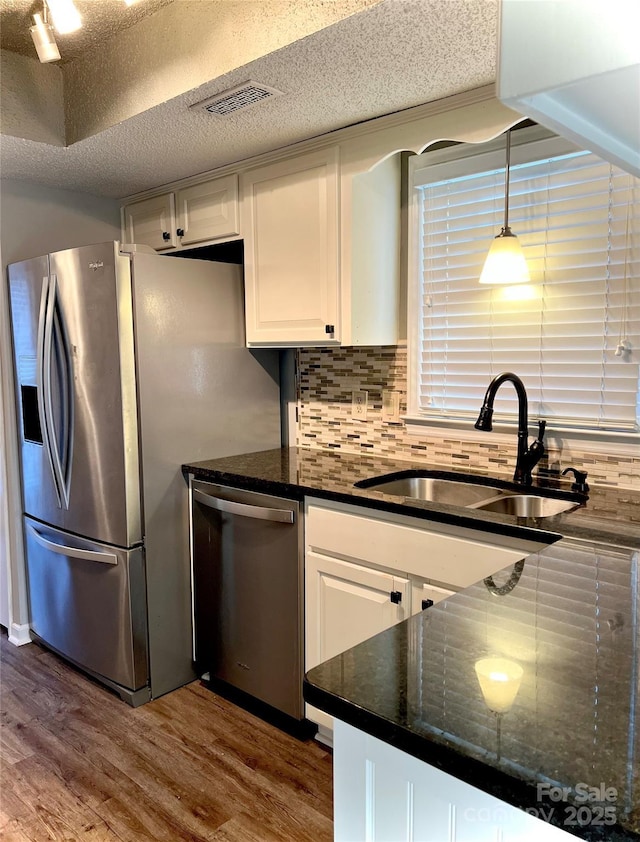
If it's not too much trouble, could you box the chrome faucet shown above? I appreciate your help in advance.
[474,372,546,486]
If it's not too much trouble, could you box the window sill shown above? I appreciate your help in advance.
[403,416,640,458]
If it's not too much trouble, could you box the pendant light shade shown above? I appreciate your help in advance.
[480,130,530,285]
[479,229,530,285]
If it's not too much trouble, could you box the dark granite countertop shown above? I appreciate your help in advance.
[183,447,640,839]
[305,537,640,841]
[183,447,640,549]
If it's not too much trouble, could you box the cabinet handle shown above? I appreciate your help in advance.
[162,231,171,241]
[421,599,434,610]
[177,228,185,237]
[325,324,335,335]
[390,590,402,604]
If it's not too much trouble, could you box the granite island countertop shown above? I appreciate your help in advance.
[304,537,640,841]
[183,447,640,839]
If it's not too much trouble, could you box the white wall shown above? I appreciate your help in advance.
[0,179,119,639]
[0,50,64,146]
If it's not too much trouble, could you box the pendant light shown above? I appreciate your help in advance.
[479,130,530,285]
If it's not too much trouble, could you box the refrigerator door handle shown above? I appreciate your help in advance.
[36,274,63,508]
[27,525,118,566]
[192,489,295,524]
[50,274,75,508]
[42,274,74,509]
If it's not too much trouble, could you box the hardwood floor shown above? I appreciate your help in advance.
[0,630,333,841]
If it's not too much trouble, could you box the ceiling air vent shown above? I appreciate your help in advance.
[190,81,284,116]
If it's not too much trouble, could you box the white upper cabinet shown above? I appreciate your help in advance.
[497,0,640,176]
[122,193,176,251]
[121,174,240,252]
[241,148,340,347]
[175,175,239,246]
[121,92,525,347]
[241,144,404,348]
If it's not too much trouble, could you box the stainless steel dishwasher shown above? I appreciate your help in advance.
[189,477,304,721]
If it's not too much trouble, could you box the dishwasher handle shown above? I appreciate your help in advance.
[192,488,295,524]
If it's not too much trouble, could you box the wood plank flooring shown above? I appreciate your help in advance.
[0,630,333,841]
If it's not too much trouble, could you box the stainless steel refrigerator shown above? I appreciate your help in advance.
[7,241,281,705]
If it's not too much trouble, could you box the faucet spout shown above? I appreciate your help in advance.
[474,372,546,485]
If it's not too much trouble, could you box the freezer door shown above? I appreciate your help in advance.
[24,516,149,692]
[49,243,141,546]
[8,256,65,526]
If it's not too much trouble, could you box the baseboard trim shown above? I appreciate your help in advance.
[8,622,31,646]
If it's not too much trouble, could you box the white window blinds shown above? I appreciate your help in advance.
[411,130,640,433]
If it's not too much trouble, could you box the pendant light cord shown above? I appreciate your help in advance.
[503,129,511,232]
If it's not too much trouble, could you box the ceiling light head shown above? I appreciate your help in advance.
[30,12,61,63]
[480,130,531,286]
[46,0,82,34]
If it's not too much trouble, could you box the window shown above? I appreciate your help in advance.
[408,126,640,437]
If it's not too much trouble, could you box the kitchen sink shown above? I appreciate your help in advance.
[473,494,579,518]
[357,475,508,507]
[355,470,586,519]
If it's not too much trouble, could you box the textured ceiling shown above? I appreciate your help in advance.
[0,0,500,199]
[0,0,176,62]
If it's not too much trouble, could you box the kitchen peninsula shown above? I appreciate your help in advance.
[185,447,640,842]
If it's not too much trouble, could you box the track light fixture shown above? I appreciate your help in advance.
[30,4,60,63]
[29,0,142,62]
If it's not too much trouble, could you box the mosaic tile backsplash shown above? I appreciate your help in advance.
[295,345,640,490]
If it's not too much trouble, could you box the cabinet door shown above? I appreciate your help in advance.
[242,148,340,346]
[122,194,176,251]
[334,721,570,842]
[176,174,239,246]
[306,551,409,732]
[306,551,409,669]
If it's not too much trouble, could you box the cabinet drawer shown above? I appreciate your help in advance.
[306,500,535,589]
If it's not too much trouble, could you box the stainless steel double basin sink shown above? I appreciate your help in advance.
[354,471,587,519]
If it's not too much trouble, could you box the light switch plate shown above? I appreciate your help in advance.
[352,390,368,420]
[382,390,400,421]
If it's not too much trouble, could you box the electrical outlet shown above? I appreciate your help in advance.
[382,390,400,422]
[352,390,368,420]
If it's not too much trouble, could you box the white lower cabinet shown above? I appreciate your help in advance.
[304,498,547,740]
[334,719,571,842]
[306,549,409,731]
[306,553,409,664]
